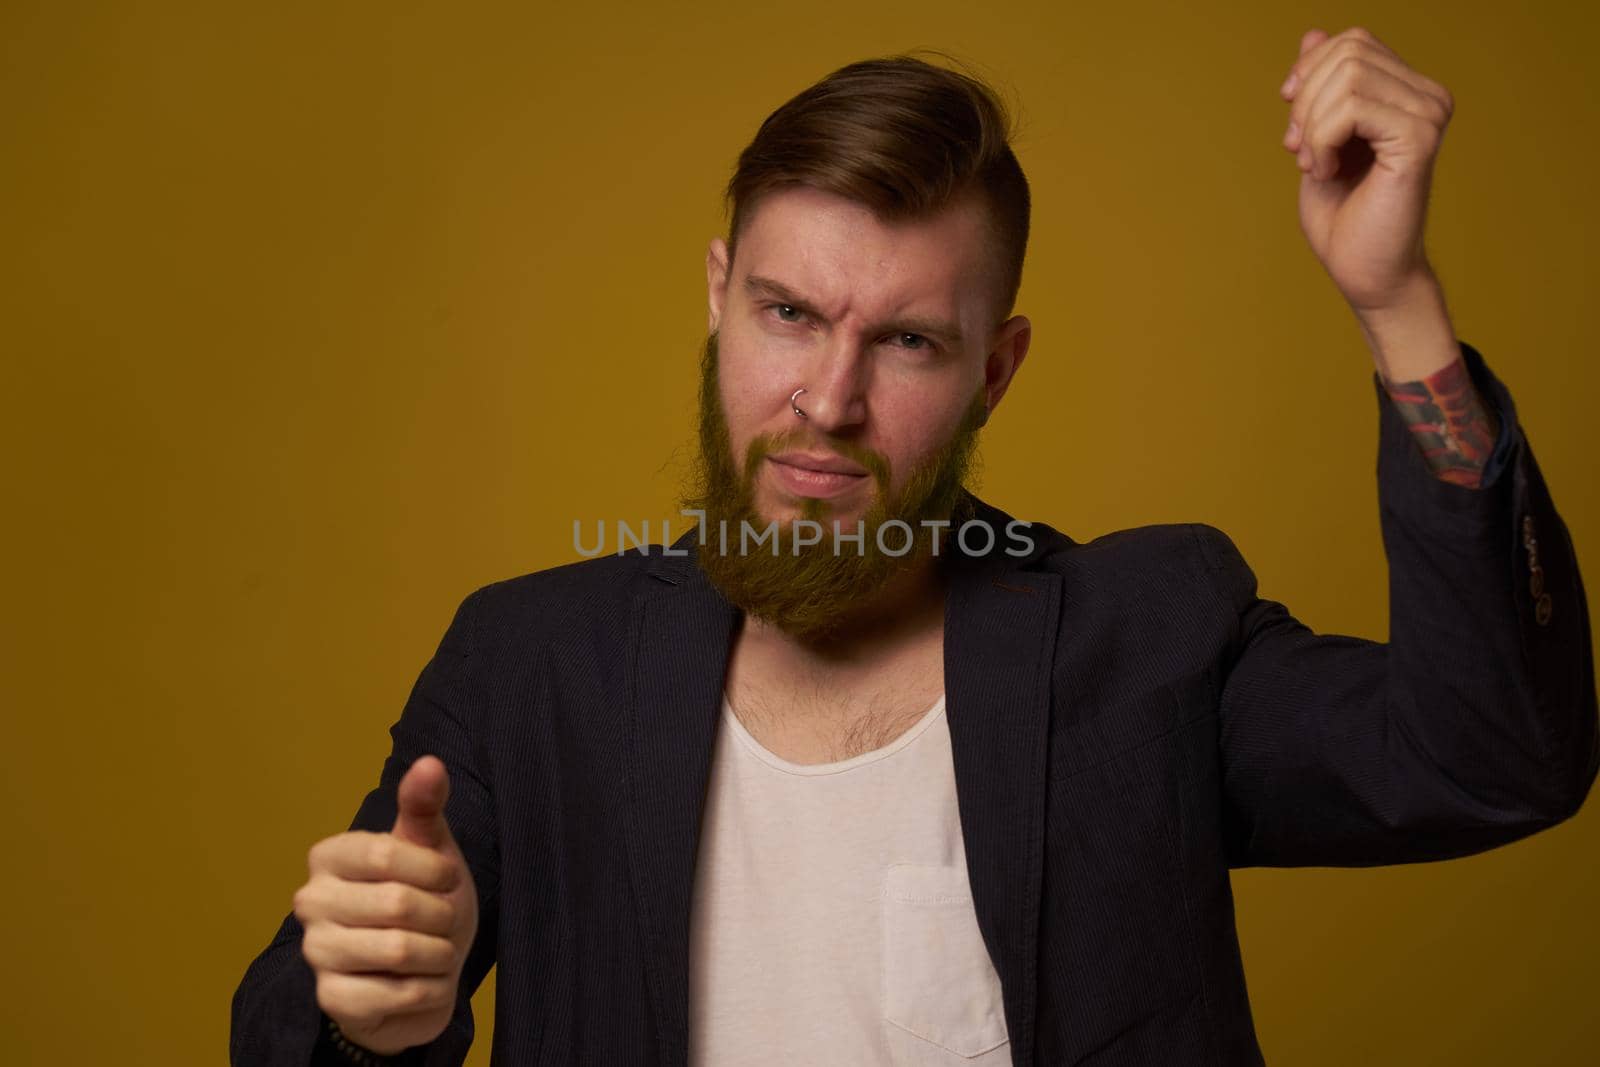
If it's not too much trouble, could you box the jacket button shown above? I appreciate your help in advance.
[1536,592,1553,626]
[1530,565,1545,598]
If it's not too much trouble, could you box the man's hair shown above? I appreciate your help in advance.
[723,52,1030,337]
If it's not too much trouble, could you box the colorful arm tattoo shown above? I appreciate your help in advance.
[1381,356,1502,489]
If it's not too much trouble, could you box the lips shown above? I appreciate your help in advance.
[766,451,869,476]
[764,452,869,500]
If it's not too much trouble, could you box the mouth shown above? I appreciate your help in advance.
[765,453,870,499]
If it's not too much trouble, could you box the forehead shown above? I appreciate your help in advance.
[732,185,996,331]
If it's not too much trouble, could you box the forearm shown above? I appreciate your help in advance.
[1373,341,1598,826]
[1213,342,1597,867]
[1355,272,1501,489]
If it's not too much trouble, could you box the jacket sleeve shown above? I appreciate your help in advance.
[1196,341,1599,868]
[230,588,502,1065]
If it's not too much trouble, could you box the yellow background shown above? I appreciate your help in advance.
[3,1,1596,1063]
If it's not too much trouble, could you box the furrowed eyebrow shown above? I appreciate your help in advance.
[743,275,815,313]
[742,274,965,348]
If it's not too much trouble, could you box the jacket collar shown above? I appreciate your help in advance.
[625,490,1065,1065]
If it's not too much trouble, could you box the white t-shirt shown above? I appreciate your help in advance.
[687,691,1012,1065]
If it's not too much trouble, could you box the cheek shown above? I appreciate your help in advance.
[712,343,771,456]
[875,397,964,484]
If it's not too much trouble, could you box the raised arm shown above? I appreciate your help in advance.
[1202,341,1597,867]
[1193,28,1595,864]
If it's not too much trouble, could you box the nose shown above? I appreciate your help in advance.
[795,335,868,434]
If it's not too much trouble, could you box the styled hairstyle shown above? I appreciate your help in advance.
[722,51,1031,336]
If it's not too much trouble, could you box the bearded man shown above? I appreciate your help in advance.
[233,28,1597,1067]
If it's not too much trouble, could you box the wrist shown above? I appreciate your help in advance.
[321,1012,412,1066]
[1353,271,1459,383]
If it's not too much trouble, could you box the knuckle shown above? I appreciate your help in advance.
[399,976,434,1011]
[369,834,398,873]
[383,929,414,969]
[382,883,413,924]
[303,926,344,975]
[423,978,455,1012]
[1333,54,1365,88]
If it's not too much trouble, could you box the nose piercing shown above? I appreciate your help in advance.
[790,387,808,419]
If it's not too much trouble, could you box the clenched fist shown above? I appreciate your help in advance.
[293,756,479,1056]
[1278,26,1456,316]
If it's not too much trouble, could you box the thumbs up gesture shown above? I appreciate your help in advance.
[293,756,480,1056]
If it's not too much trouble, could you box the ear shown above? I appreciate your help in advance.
[706,237,731,333]
[980,314,1032,421]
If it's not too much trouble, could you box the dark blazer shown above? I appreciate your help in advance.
[232,342,1598,1066]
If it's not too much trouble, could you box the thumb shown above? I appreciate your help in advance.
[392,755,455,852]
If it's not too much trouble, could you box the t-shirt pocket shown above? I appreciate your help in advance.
[881,862,1011,1060]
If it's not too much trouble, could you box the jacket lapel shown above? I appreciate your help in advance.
[626,530,738,1067]
[944,494,1063,1067]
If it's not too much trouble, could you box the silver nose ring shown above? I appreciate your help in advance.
[790,387,808,419]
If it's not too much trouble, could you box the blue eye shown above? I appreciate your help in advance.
[772,304,804,324]
[894,332,930,350]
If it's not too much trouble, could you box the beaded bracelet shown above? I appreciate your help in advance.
[324,1013,405,1066]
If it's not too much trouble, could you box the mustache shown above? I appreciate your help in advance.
[739,427,891,493]
[682,327,986,641]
